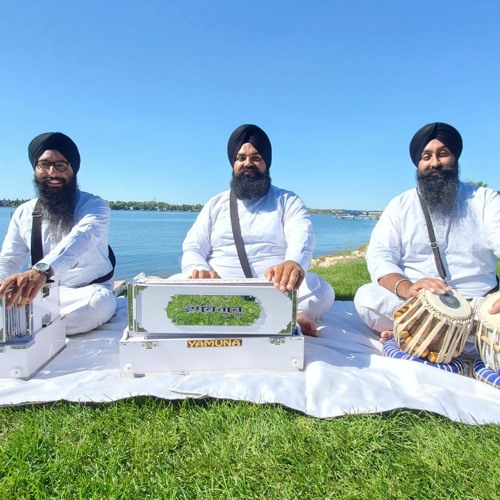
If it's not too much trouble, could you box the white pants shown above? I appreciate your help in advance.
[169,272,335,321]
[59,283,117,335]
[354,282,404,333]
[297,272,335,320]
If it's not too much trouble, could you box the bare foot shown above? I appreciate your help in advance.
[297,314,319,337]
[380,330,394,343]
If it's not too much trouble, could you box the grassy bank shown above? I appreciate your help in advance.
[0,259,499,499]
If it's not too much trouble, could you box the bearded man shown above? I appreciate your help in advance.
[354,122,500,339]
[180,124,334,336]
[0,132,117,335]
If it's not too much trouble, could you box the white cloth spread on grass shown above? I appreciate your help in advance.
[0,298,499,425]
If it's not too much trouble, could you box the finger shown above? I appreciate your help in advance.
[23,279,42,305]
[279,267,293,291]
[264,268,274,281]
[6,286,23,309]
[0,278,16,297]
[295,269,305,288]
[209,271,220,279]
[197,270,213,279]
[272,266,284,286]
[488,299,500,315]
[287,267,302,290]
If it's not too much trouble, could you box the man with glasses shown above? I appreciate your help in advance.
[0,132,117,335]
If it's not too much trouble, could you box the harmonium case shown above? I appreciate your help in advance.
[119,275,304,375]
[0,283,66,379]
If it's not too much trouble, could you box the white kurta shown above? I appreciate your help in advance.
[180,186,334,320]
[0,190,117,335]
[355,182,500,331]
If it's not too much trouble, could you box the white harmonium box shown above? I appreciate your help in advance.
[120,275,304,374]
[0,283,66,379]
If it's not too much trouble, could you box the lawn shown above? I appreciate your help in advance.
[0,259,499,499]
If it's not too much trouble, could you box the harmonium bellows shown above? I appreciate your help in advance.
[0,284,66,379]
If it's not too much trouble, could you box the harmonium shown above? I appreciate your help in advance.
[119,275,304,375]
[0,283,66,379]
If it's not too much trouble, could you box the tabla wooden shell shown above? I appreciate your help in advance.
[393,289,472,364]
[474,291,500,374]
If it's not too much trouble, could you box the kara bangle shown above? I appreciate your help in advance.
[393,278,411,299]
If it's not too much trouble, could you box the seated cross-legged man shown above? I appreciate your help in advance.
[354,122,500,341]
[177,123,335,336]
[0,132,117,335]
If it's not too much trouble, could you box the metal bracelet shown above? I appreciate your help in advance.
[393,278,411,299]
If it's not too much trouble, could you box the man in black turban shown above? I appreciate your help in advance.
[0,132,117,335]
[355,122,500,343]
[409,122,463,167]
[179,124,335,336]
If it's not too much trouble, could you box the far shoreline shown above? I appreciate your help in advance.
[311,245,367,268]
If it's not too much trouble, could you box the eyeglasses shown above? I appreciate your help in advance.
[36,160,71,172]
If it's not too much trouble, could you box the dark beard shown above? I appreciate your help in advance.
[34,175,77,236]
[417,163,459,217]
[230,167,271,200]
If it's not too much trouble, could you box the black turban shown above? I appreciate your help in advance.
[227,124,272,168]
[409,122,463,166]
[28,132,81,174]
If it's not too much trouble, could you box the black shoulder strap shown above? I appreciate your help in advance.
[31,198,116,284]
[417,190,447,281]
[31,199,44,265]
[90,246,116,284]
[229,191,253,278]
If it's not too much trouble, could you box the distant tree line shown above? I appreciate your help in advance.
[108,200,204,212]
[0,199,29,208]
[0,198,204,212]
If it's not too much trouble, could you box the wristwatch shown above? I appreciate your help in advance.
[31,262,54,280]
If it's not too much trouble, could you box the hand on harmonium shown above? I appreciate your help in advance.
[264,260,305,292]
[189,269,220,279]
[0,270,48,309]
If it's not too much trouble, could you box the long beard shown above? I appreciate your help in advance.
[417,163,459,217]
[230,168,271,200]
[34,175,78,237]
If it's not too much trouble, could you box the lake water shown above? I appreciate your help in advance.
[0,207,376,280]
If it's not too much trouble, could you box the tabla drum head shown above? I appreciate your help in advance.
[420,289,471,320]
[476,292,500,327]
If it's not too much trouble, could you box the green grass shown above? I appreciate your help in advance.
[313,259,371,301]
[1,400,499,499]
[1,259,499,499]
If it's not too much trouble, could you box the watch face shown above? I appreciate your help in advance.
[35,263,50,273]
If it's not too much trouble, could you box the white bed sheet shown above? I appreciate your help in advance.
[1,298,499,424]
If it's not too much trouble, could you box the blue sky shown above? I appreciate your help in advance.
[1,0,499,210]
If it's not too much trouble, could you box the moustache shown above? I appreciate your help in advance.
[418,165,457,178]
[237,166,263,177]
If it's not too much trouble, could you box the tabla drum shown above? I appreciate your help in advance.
[393,289,472,364]
[474,291,500,375]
